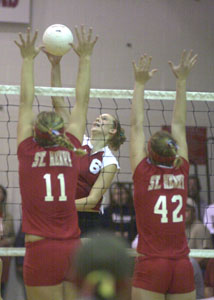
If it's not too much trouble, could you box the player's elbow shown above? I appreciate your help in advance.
[76,195,99,212]
[84,195,99,210]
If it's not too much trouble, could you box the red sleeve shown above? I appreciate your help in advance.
[17,136,38,158]
[180,157,189,174]
[133,157,148,181]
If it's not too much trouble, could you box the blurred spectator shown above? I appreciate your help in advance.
[185,197,212,271]
[14,223,26,298]
[101,183,137,245]
[204,258,214,298]
[188,175,207,221]
[72,231,132,300]
[185,197,212,250]
[0,258,2,300]
[204,204,214,246]
[0,185,15,297]
[190,257,204,299]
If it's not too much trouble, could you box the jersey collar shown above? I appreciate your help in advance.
[147,158,174,169]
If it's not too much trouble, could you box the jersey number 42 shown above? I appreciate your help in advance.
[154,195,183,223]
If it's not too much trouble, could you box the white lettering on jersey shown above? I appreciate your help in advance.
[148,175,161,190]
[49,151,72,167]
[89,159,102,174]
[32,151,47,167]
[163,174,184,189]
[44,173,67,202]
[148,174,184,191]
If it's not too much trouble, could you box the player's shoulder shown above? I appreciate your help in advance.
[103,145,115,157]
[102,146,119,169]
[134,157,151,173]
[17,136,40,156]
[179,157,189,172]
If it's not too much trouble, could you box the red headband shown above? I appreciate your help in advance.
[148,139,176,165]
[34,126,65,142]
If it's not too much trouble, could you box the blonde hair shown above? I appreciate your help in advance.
[148,130,183,168]
[35,111,86,156]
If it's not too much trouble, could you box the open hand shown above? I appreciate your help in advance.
[70,25,98,57]
[132,54,157,84]
[168,50,198,80]
[14,27,42,59]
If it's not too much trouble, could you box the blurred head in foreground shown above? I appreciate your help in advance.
[73,231,131,300]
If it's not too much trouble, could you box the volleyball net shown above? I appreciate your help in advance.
[0,85,214,257]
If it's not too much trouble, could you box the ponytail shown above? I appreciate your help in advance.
[108,118,126,151]
[173,155,183,169]
[148,130,184,168]
[35,111,86,156]
[49,130,86,156]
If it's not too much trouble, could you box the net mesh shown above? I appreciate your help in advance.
[0,85,214,257]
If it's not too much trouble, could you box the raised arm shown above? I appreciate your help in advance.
[169,50,198,161]
[44,52,71,126]
[130,55,157,173]
[14,28,41,146]
[66,25,98,143]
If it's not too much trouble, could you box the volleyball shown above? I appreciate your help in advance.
[42,24,73,56]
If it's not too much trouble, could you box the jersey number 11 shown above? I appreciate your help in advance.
[43,173,67,202]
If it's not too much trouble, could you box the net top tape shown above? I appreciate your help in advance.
[0,85,214,101]
[1,248,214,257]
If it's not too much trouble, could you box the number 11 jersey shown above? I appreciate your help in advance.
[17,133,81,240]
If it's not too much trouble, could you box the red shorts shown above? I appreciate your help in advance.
[132,256,195,294]
[24,238,81,286]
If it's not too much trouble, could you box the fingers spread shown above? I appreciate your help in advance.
[31,30,38,45]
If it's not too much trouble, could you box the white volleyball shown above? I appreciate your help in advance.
[42,24,73,56]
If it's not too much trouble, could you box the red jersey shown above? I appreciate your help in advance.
[18,133,81,239]
[76,136,119,211]
[133,157,190,258]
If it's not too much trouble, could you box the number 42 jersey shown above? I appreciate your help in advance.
[133,157,190,258]
[17,133,81,240]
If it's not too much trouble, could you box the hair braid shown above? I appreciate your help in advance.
[173,155,183,169]
[35,111,86,156]
[148,130,183,168]
[49,131,86,156]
